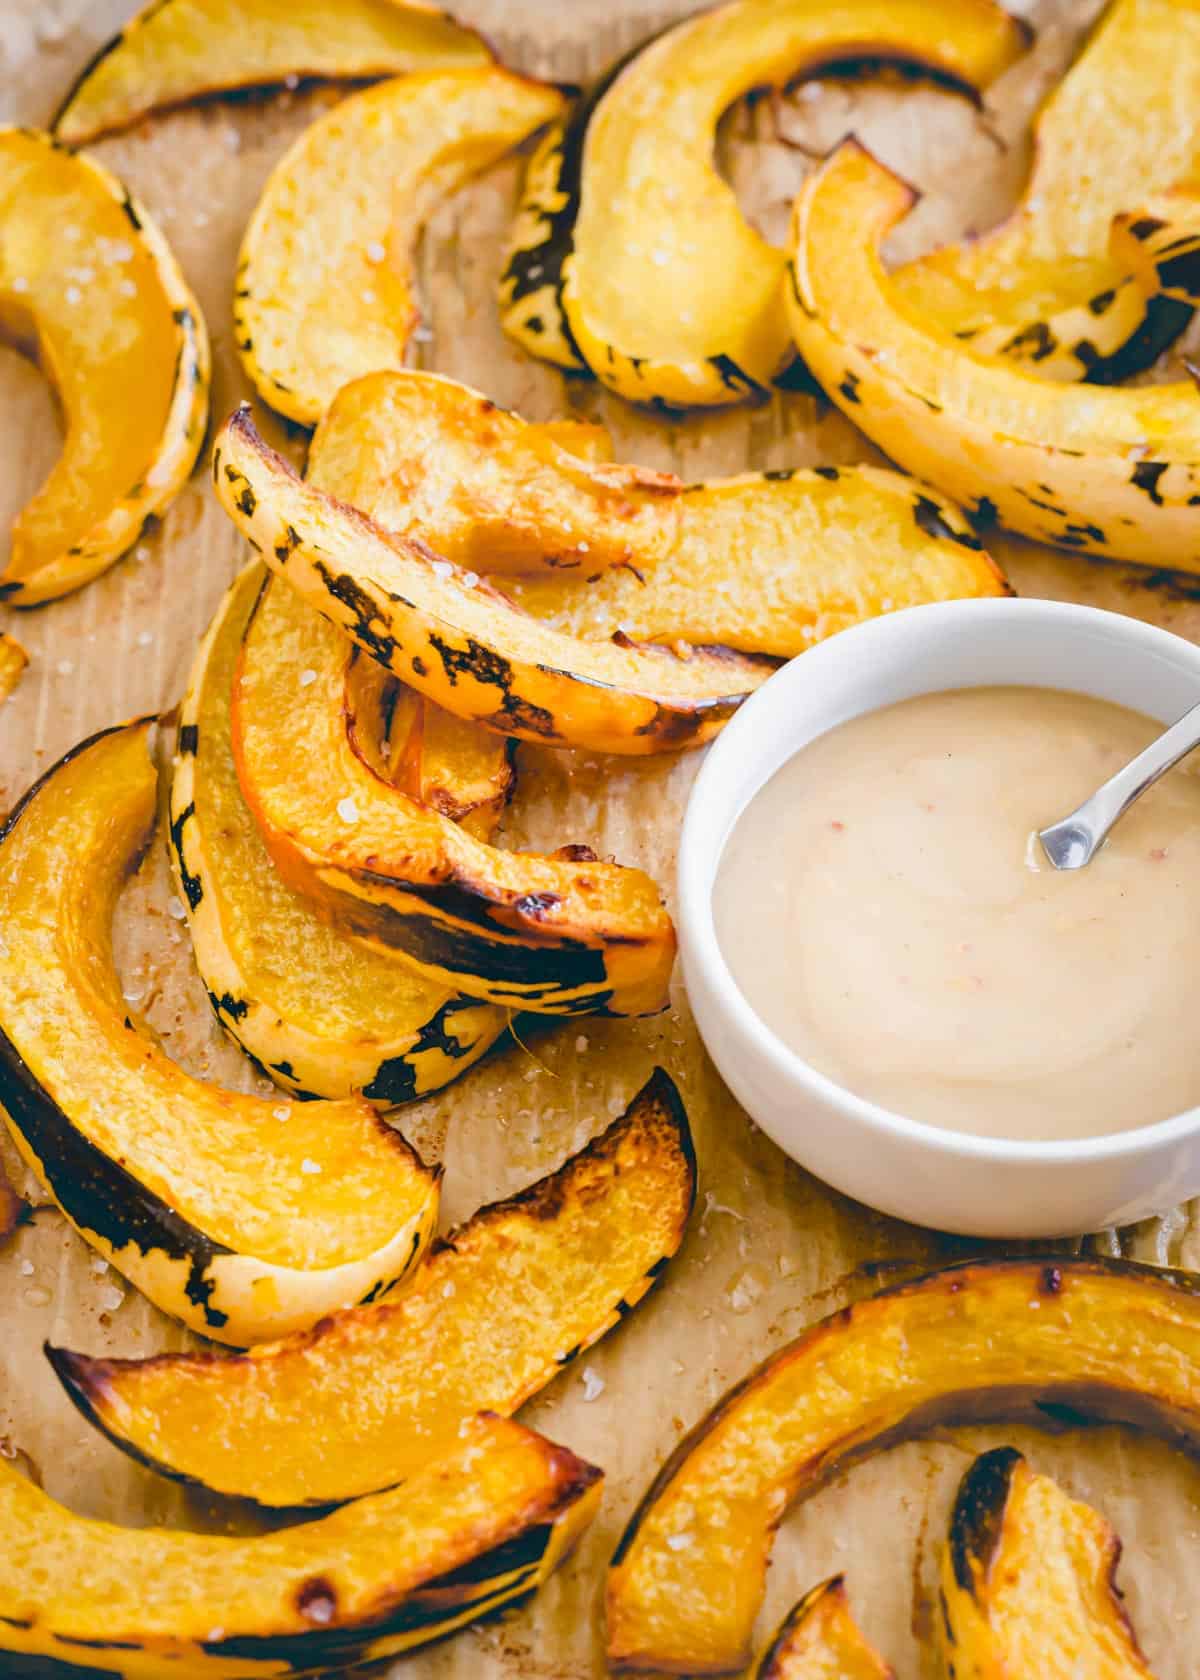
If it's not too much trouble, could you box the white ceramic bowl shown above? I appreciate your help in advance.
[678,597,1200,1238]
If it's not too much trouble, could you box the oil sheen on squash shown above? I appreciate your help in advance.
[715,687,1200,1141]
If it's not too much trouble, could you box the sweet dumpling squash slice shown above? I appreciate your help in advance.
[0,722,440,1345]
[891,0,1200,383]
[606,1258,1200,1674]
[0,1412,601,1679]
[313,370,1008,652]
[0,127,209,605]
[212,406,774,753]
[784,140,1200,571]
[308,369,682,573]
[52,0,492,145]
[939,1448,1157,1680]
[49,1068,694,1508]
[505,0,1027,407]
[236,67,565,425]
[172,561,508,1102]
[753,1578,894,1680]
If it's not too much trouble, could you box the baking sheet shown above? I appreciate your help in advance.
[3,2,1200,1675]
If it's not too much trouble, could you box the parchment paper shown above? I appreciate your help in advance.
[3,4,1200,1675]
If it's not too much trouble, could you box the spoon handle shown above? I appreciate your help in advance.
[1038,697,1200,870]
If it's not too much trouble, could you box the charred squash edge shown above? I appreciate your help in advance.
[939,1446,1155,1679]
[46,1066,696,1509]
[753,1576,895,1679]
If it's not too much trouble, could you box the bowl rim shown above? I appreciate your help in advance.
[678,595,1200,1167]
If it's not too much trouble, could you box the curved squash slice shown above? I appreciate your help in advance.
[315,370,1007,649]
[235,579,676,1016]
[785,141,1200,570]
[0,1412,601,1679]
[0,128,209,606]
[606,1257,1200,1675]
[235,67,564,425]
[0,722,440,1345]
[939,1448,1157,1680]
[309,369,681,573]
[173,562,508,1102]
[521,0,1027,408]
[212,408,774,753]
[754,1578,894,1680]
[52,0,492,146]
[892,0,1200,383]
[48,1069,694,1509]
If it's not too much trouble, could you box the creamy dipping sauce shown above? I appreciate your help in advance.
[713,687,1200,1142]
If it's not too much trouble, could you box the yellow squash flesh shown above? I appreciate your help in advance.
[0,1412,601,1679]
[212,407,774,752]
[785,141,1200,570]
[315,370,1008,652]
[233,578,677,1016]
[939,1448,1157,1680]
[52,0,492,146]
[892,0,1200,382]
[309,369,681,572]
[606,1258,1200,1674]
[172,562,508,1101]
[0,722,440,1345]
[754,1578,894,1680]
[512,0,1027,407]
[235,67,564,425]
[0,127,209,605]
[48,1069,694,1508]
[0,632,27,702]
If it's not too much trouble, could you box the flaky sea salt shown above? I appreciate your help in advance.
[337,795,359,823]
[299,668,317,687]
[273,1106,291,1122]
[666,1533,692,1551]
[301,1158,322,1175]
[581,1366,605,1401]
[365,240,386,263]
[166,895,186,921]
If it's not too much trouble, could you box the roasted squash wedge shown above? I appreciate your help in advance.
[785,141,1200,570]
[0,722,440,1345]
[309,370,681,573]
[0,127,209,606]
[606,1257,1200,1674]
[52,0,492,146]
[504,0,1026,408]
[0,1411,601,1679]
[753,1578,894,1680]
[314,370,1007,650]
[49,1069,694,1508]
[213,407,774,752]
[892,0,1200,383]
[234,579,676,1015]
[0,633,27,703]
[172,562,508,1102]
[939,1448,1157,1680]
[235,67,564,426]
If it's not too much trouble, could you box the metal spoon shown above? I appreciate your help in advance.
[1038,698,1200,869]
